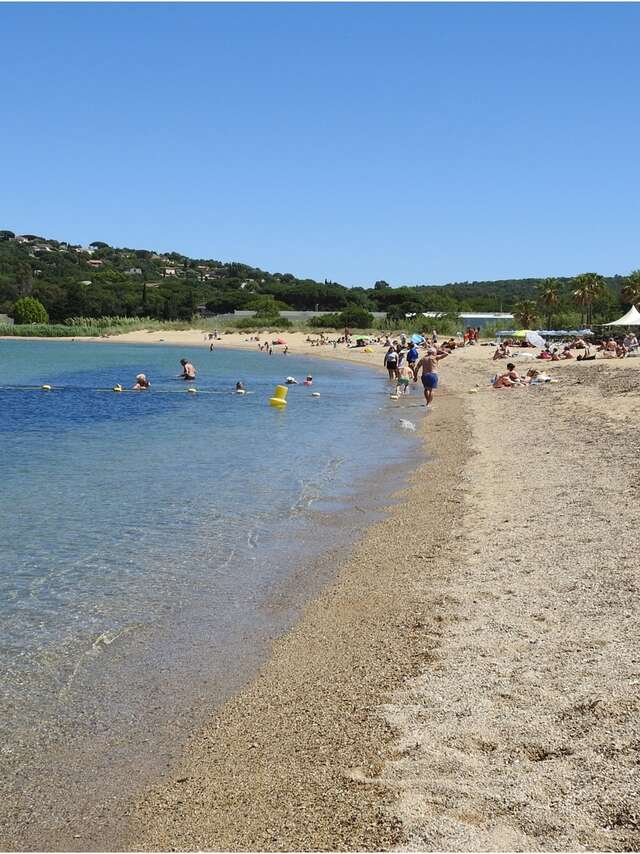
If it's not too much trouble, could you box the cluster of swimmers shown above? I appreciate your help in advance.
[129,357,196,389]
[285,375,313,385]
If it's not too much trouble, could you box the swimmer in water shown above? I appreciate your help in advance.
[236,381,245,391]
[132,373,150,389]
[179,358,196,380]
[303,375,313,386]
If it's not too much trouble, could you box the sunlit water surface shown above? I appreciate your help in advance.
[0,339,423,845]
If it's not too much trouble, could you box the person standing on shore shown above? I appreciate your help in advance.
[413,347,449,407]
[384,346,399,380]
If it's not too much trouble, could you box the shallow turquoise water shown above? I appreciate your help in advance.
[0,340,422,834]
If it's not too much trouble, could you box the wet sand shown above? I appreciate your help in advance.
[126,343,640,851]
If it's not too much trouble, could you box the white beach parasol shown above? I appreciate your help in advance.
[605,305,640,326]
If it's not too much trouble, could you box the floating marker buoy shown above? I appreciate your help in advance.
[236,389,246,395]
[311,392,321,397]
[113,384,123,392]
[269,384,288,408]
[187,387,198,394]
[41,384,52,391]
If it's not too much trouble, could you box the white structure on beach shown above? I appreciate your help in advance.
[605,305,640,326]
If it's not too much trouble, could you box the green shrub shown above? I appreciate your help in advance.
[308,313,341,329]
[340,307,375,328]
[13,297,49,324]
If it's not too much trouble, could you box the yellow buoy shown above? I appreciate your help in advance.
[187,387,198,394]
[363,347,373,353]
[41,384,52,391]
[269,384,288,408]
[113,384,123,392]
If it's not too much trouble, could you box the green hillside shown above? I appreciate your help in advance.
[0,230,637,327]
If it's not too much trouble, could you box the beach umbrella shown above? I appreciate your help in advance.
[526,331,546,348]
[511,329,533,337]
[410,334,424,344]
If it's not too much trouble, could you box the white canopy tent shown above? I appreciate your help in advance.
[605,305,640,326]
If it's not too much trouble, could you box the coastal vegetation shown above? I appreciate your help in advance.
[0,230,637,333]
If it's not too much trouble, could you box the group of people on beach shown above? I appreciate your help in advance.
[383,336,451,406]
[595,334,638,358]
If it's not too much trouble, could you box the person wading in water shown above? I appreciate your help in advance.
[413,347,449,407]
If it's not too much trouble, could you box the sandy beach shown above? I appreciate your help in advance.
[3,331,639,850]
[119,338,639,850]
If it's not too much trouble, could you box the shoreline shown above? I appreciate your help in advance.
[1,340,427,852]
[128,345,640,851]
[126,360,468,851]
[4,339,639,850]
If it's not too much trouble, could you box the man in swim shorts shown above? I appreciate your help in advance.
[413,347,449,407]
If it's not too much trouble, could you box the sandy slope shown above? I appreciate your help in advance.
[383,349,640,851]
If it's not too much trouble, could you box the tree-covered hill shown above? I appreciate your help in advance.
[0,230,635,326]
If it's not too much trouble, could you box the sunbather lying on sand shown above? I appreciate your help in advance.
[493,363,524,388]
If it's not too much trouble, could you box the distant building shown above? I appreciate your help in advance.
[163,267,177,277]
[125,267,143,275]
[87,259,104,268]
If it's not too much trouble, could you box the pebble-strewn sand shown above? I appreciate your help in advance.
[384,350,640,851]
[124,341,639,851]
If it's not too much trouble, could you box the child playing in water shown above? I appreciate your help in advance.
[396,363,413,395]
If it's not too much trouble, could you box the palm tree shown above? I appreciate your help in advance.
[513,299,538,328]
[572,272,605,327]
[621,270,640,307]
[537,278,560,329]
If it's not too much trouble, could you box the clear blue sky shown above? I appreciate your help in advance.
[2,3,639,286]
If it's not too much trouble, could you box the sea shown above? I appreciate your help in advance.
[0,339,422,848]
